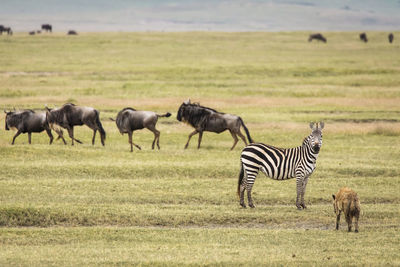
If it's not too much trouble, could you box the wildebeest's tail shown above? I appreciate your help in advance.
[237,163,244,198]
[95,110,106,140]
[157,112,172,118]
[239,117,253,143]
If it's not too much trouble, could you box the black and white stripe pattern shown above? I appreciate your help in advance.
[238,122,324,209]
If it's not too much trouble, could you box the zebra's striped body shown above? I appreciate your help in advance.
[238,122,324,209]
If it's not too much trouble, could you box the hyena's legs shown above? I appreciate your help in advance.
[336,211,341,230]
[354,212,359,233]
[346,213,353,232]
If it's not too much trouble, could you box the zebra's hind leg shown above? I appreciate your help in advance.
[246,183,255,208]
[240,183,246,208]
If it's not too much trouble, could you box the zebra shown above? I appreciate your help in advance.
[238,122,324,210]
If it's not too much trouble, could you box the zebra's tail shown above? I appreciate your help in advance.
[239,117,253,144]
[237,163,244,198]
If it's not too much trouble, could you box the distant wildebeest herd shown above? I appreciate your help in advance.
[308,32,395,43]
[0,23,395,44]
[3,100,361,231]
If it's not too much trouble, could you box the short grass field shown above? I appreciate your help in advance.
[0,31,400,266]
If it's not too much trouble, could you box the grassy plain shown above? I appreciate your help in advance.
[0,31,400,266]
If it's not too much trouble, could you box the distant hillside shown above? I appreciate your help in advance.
[1,0,400,32]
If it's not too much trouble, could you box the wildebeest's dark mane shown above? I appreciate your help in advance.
[121,107,136,112]
[190,102,222,114]
[116,107,137,126]
[179,103,223,129]
[6,110,35,126]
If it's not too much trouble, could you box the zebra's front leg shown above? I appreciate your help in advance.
[300,176,310,209]
[295,175,304,210]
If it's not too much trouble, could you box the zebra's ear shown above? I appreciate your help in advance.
[332,194,336,200]
[4,109,7,114]
[183,99,190,105]
[309,122,315,130]
[320,121,325,130]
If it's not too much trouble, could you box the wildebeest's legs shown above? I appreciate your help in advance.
[237,130,248,146]
[128,131,141,152]
[28,132,32,144]
[11,130,22,145]
[45,128,54,144]
[184,130,199,149]
[128,132,133,152]
[67,127,82,145]
[229,130,239,150]
[92,130,97,145]
[197,131,203,149]
[55,129,67,145]
[147,125,160,150]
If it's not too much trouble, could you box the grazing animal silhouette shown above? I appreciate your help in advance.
[67,30,78,35]
[177,99,253,150]
[308,33,327,43]
[359,32,368,43]
[112,107,171,152]
[4,109,66,145]
[45,103,106,146]
[388,33,394,43]
[332,187,361,233]
[41,24,52,32]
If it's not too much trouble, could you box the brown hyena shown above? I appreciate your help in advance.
[332,187,361,232]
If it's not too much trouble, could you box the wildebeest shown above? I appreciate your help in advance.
[45,103,106,146]
[176,99,253,150]
[359,32,368,43]
[332,187,361,233]
[67,30,78,35]
[0,26,12,35]
[388,33,394,43]
[4,109,66,145]
[41,24,52,32]
[29,31,35,35]
[112,107,171,152]
[308,33,327,43]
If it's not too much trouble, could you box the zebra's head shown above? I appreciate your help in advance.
[309,122,324,154]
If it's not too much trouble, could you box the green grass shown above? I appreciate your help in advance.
[0,31,400,266]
